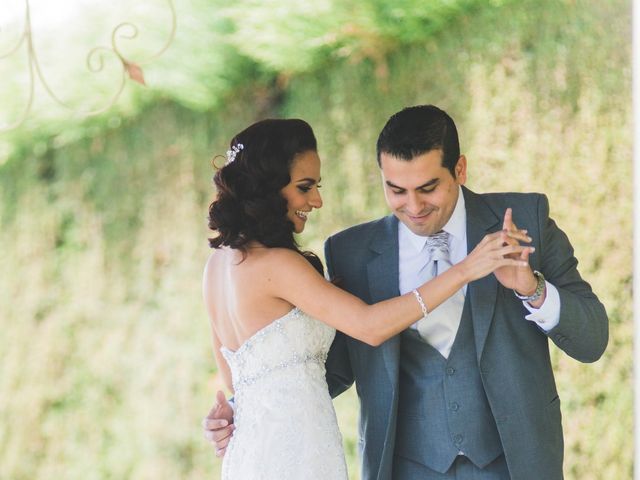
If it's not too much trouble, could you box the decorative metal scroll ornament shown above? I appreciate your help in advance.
[0,0,176,132]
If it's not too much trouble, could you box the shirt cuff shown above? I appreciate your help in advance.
[522,280,560,331]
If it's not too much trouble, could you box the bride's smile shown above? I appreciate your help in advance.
[280,150,323,233]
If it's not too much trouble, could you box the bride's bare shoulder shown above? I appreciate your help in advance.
[261,247,314,268]
[204,246,315,282]
[203,247,225,274]
[202,247,240,285]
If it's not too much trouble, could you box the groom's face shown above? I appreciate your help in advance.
[380,149,466,236]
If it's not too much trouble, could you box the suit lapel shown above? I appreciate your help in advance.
[366,218,399,303]
[365,215,402,472]
[366,215,401,381]
[463,187,502,362]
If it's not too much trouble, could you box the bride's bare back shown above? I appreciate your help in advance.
[203,244,297,353]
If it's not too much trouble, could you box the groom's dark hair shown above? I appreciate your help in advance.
[376,104,460,177]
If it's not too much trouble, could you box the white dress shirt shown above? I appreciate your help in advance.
[398,186,560,332]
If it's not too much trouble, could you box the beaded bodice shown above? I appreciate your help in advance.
[220,308,335,392]
[220,308,347,480]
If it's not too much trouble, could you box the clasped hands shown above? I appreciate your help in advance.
[452,207,543,305]
[484,207,544,307]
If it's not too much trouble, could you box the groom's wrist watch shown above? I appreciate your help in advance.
[513,270,545,303]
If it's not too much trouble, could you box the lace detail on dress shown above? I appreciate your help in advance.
[220,308,348,480]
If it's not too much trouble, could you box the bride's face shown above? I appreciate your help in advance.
[280,150,323,233]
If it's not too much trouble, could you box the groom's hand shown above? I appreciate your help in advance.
[202,390,235,457]
[494,208,543,304]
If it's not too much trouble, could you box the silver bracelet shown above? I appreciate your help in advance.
[412,289,428,317]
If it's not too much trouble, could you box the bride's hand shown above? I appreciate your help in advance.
[458,228,533,283]
[203,390,235,457]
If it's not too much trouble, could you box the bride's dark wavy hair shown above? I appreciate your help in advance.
[208,118,324,275]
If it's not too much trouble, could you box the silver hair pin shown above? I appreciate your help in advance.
[225,143,244,165]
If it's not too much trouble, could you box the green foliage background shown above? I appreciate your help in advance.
[0,0,631,478]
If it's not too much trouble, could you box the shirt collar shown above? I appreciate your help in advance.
[397,185,466,252]
[443,185,466,242]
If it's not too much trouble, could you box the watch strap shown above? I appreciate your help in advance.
[514,270,545,302]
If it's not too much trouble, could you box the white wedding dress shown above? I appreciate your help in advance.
[220,308,348,480]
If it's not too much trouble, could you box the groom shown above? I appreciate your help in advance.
[204,105,608,479]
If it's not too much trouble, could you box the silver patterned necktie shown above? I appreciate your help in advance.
[416,231,465,358]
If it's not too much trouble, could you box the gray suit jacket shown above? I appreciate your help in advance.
[323,187,608,480]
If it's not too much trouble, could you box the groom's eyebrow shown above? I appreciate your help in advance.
[386,179,439,190]
[416,179,439,190]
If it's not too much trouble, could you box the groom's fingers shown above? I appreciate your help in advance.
[503,207,513,231]
[215,390,229,409]
[211,391,233,419]
[202,390,236,456]
[506,229,531,243]
[500,231,517,248]
[215,446,227,457]
[483,228,530,246]
[496,245,534,258]
[202,414,235,450]
[503,207,527,237]
[203,418,229,429]
[215,424,235,441]
[213,427,233,455]
[204,423,235,443]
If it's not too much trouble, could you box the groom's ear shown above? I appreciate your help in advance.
[454,155,467,184]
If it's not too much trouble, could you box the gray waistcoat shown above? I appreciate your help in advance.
[394,296,503,473]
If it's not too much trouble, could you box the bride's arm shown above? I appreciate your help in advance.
[269,230,531,346]
[202,261,234,393]
[211,330,234,393]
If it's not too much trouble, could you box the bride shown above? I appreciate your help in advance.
[202,118,530,479]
